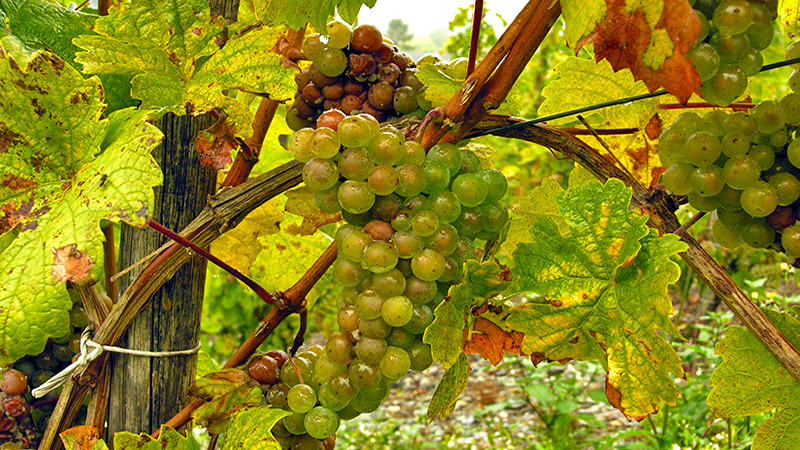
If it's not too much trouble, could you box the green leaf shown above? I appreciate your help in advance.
[707,310,800,450]
[780,0,800,37]
[416,63,518,114]
[504,177,568,259]
[0,52,162,365]
[188,369,264,434]
[427,352,471,421]
[561,0,607,47]
[283,187,341,236]
[196,351,222,378]
[73,0,296,134]
[114,426,201,450]
[0,0,96,65]
[222,407,291,450]
[259,0,378,33]
[210,198,284,275]
[424,260,511,370]
[500,179,686,419]
[538,57,659,187]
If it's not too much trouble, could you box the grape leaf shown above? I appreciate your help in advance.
[60,425,104,450]
[504,177,567,259]
[283,187,342,236]
[707,309,800,450]
[256,0,378,33]
[416,63,518,114]
[114,426,201,450]
[221,407,291,450]
[538,57,660,187]
[424,260,511,370]
[73,0,296,134]
[0,52,162,365]
[188,369,264,434]
[209,198,284,275]
[561,0,701,102]
[781,0,800,37]
[427,352,471,421]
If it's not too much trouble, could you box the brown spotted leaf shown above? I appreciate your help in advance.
[195,115,237,170]
[283,187,342,236]
[0,52,162,365]
[188,369,263,434]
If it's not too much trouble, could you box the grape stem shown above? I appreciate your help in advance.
[469,115,800,385]
[102,224,117,303]
[287,353,305,385]
[467,0,484,77]
[291,308,309,356]
[674,211,706,235]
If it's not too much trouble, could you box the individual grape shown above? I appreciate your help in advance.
[266,350,290,367]
[718,208,750,227]
[673,112,706,134]
[354,290,384,320]
[787,40,800,69]
[741,181,779,217]
[340,229,371,261]
[391,212,412,231]
[316,183,342,214]
[288,384,317,413]
[452,173,489,207]
[325,333,354,365]
[364,219,394,242]
[280,357,310,387]
[350,393,381,413]
[367,131,405,165]
[316,48,348,77]
[459,149,482,174]
[427,143,463,173]
[408,342,433,372]
[348,359,381,388]
[387,327,416,349]
[742,219,775,248]
[337,307,360,334]
[712,219,743,248]
[290,128,316,162]
[338,181,376,214]
[411,248,446,281]
[391,230,424,258]
[395,164,426,197]
[337,116,372,148]
[722,155,760,189]
[713,0,754,36]
[402,141,427,165]
[0,369,27,396]
[371,194,402,222]
[354,338,388,365]
[372,269,406,298]
[711,33,752,62]
[700,64,747,106]
[685,131,722,166]
[659,126,689,164]
[70,304,89,328]
[367,164,399,196]
[379,346,411,379]
[403,304,434,334]
[451,236,476,263]
[53,343,73,362]
[690,165,725,196]
[768,172,800,205]
[788,140,800,170]
[36,350,57,370]
[301,83,323,105]
[766,206,795,230]
[749,144,775,170]
[688,191,719,212]
[302,33,325,61]
[688,43,720,81]
[428,191,462,223]
[248,355,279,385]
[367,82,395,112]
[425,223,459,255]
[333,258,368,287]
[283,412,307,435]
[338,147,374,181]
[303,158,339,191]
[479,169,509,203]
[403,276,438,305]
[381,296,413,327]
[361,241,399,274]
[751,100,786,134]
[781,223,800,257]
[479,202,510,234]
[453,207,484,238]
[747,21,774,50]
[311,127,340,158]
[326,20,351,49]
[663,163,694,195]
[714,185,743,211]
[739,47,764,76]
[318,384,349,412]
[352,24,383,53]
[393,86,419,114]
[721,131,751,157]
[421,160,451,194]
[359,317,392,339]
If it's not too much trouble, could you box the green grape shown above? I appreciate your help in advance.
[711,33,751,62]
[781,93,800,123]
[427,143,463,173]
[459,149,482,174]
[340,229,371,261]
[325,333,354,365]
[381,296,413,327]
[688,191,718,212]
[302,33,325,60]
[315,183,342,214]
[768,172,800,205]
[408,342,433,372]
[290,128,316,162]
[478,202,509,234]
[411,248,446,281]
[304,406,339,439]
[402,140,426,165]
[697,9,711,41]
[751,100,786,134]
[348,359,381,388]
[714,185,742,211]
[749,144,775,171]
[739,48,763,76]
[425,223,459,255]
[412,210,440,237]
[688,44,720,81]
[700,64,747,106]
[337,403,362,421]
[302,158,339,191]
[367,164,399,196]
[741,218,775,248]
[722,155,760,189]
[311,127,341,158]
[288,384,317,413]
[721,131,751,157]
[712,0,754,36]
[421,160,451,194]
[659,126,689,159]
[781,223,800,257]
[70,305,89,328]
[718,208,750,226]
[372,269,407,298]
[359,317,392,339]
[479,169,508,203]
[428,191,462,223]
[788,140,800,169]
[354,337,388,365]
[318,384,349,411]
[360,378,390,403]
[672,112,706,133]
[338,181,376,214]
[404,276,438,304]
[387,327,416,349]
[338,147,374,181]
[690,165,725,196]
[746,21,773,50]
[452,173,489,207]
[391,212,412,232]
[354,290,384,320]
[712,219,743,248]
[367,130,405,165]
[391,230,423,258]
[791,69,800,95]
[337,306,360,333]
[371,194,402,222]
[768,127,788,148]
[350,393,381,413]
[326,20,351,48]
[379,346,411,379]
[721,111,758,136]
[316,354,347,383]
[786,41,800,69]
[403,304,434,334]
[338,116,372,148]
[283,412,307,435]
[393,85,419,114]
[316,48,347,77]
[403,195,428,217]
[329,374,358,400]
[333,258,368,287]
[395,164,427,197]
[451,236,476,263]
[662,163,694,195]
[361,241,399,273]
[740,181,779,217]
[685,131,722,167]
[453,207,484,238]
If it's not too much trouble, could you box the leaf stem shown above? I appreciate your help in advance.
[147,219,277,305]
[467,0,484,77]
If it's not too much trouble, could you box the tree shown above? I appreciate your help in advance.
[1,0,800,450]
[386,18,413,47]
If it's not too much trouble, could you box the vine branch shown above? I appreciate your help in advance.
[467,0,484,77]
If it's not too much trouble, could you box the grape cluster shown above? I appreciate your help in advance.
[267,108,508,447]
[660,95,800,258]
[287,20,430,130]
[689,0,777,105]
